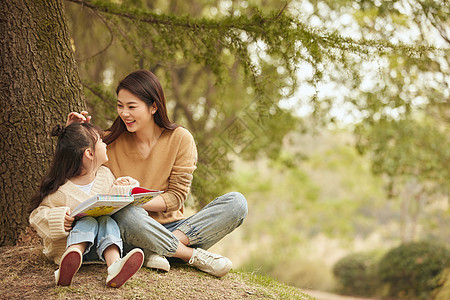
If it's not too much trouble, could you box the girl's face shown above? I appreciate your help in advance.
[94,137,108,166]
[117,89,155,133]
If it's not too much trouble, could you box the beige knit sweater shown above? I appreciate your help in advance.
[29,166,138,265]
[104,126,197,224]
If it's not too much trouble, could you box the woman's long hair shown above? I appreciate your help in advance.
[104,69,178,145]
[29,123,103,213]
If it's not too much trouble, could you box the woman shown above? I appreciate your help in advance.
[67,70,247,277]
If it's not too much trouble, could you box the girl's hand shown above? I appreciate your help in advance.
[66,111,91,126]
[114,177,131,186]
[64,211,75,232]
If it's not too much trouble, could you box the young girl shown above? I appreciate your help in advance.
[29,123,144,288]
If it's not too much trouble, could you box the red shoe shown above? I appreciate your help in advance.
[55,248,83,286]
[106,248,144,288]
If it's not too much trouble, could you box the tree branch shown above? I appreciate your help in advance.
[77,8,114,62]
[82,81,115,107]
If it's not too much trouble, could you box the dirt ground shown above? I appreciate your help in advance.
[0,228,313,299]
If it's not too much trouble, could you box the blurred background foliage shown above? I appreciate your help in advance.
[64,0,448,296]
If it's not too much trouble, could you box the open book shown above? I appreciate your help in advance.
[70,187,163,218]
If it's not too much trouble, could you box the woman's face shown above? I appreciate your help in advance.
[117,89,154,133]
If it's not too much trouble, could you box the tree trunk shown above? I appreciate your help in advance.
[0,0,85,245]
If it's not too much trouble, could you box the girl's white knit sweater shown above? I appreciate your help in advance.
[29,166,138,265]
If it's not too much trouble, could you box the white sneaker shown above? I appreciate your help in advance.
[106,248,144,288]
[144,253,170,272]
[55,248,83,286]
[188,248,232,277]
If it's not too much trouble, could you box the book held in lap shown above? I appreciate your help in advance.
[70,187,163,218]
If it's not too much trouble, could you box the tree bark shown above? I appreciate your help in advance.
[0,0,85,245]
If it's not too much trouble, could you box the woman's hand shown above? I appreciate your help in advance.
[64,211,75,232]
[66,111,91,126]
[114,177,131,186]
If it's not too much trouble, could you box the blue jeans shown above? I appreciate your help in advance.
[113,192,248,257]
[66,216,123,262]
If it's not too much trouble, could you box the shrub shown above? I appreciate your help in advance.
[378,241,450,300]
[332,251,380,297]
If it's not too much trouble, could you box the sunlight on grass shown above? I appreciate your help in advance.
[234,269,316,299]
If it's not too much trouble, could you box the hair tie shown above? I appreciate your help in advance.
[51,124,66,138]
